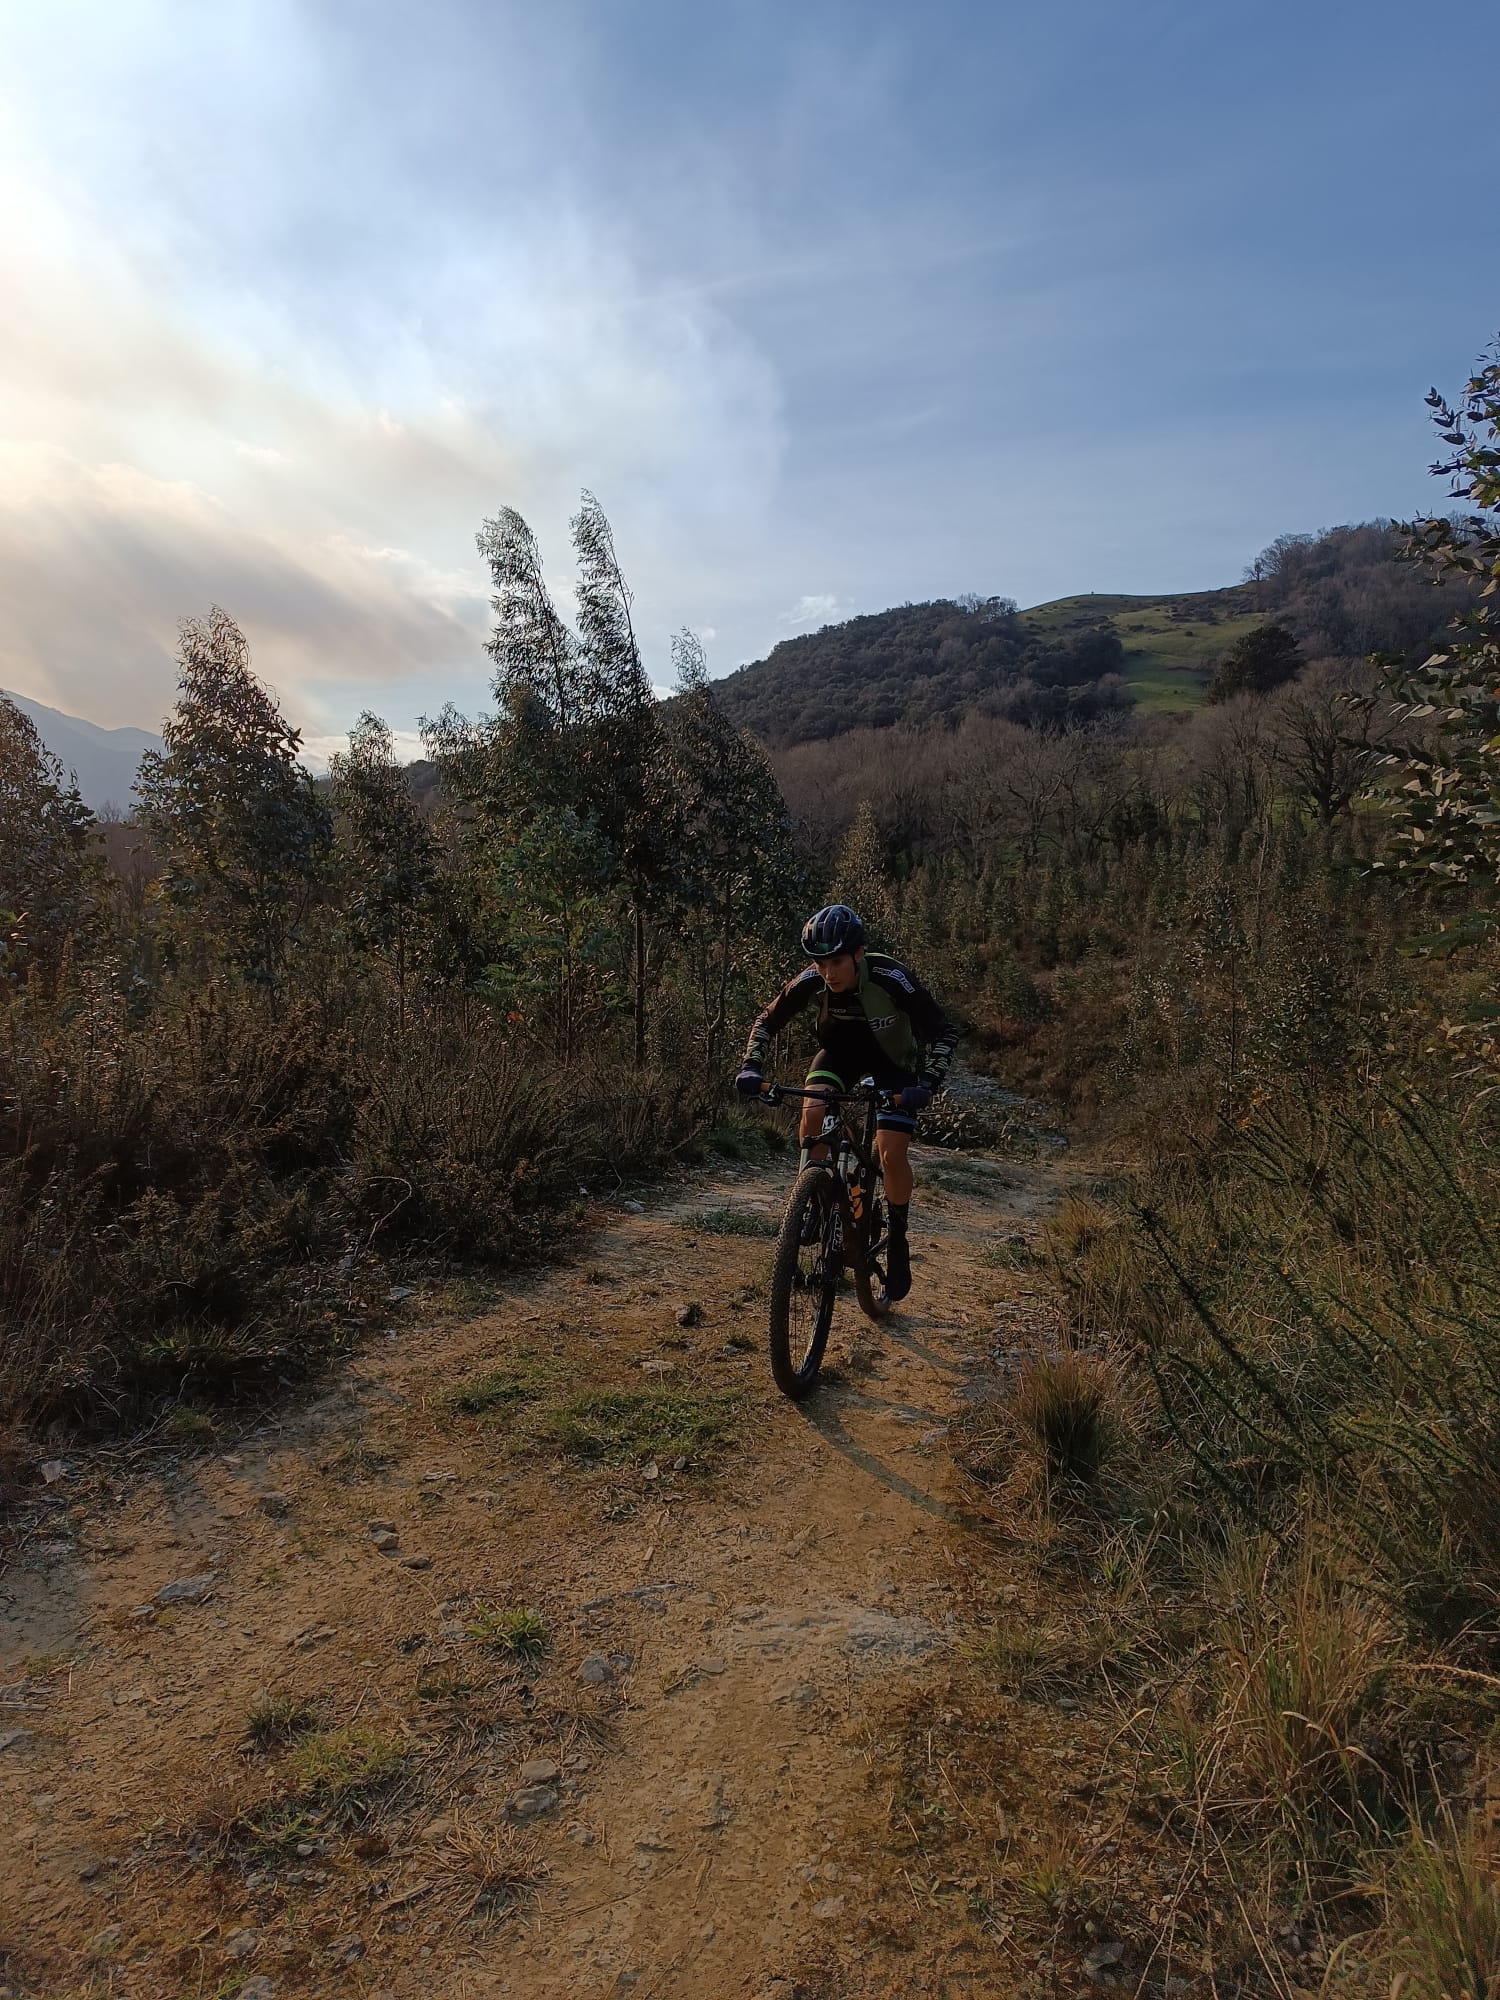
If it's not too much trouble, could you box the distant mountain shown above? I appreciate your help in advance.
[2,690,164,815]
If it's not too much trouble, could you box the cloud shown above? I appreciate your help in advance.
[300,726,428,774]
[0,35,786,737]
[779,593,849,632]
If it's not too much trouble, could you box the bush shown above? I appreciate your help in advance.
[0,963,704,1439]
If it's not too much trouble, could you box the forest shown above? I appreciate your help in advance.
[3,340,1499,1992]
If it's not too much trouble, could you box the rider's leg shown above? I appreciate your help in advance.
[875,1128,913,1205]
[800,1061,844,1167]
[875,1120,917,1302]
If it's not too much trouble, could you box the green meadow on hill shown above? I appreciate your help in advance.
[1019,586,1266,712]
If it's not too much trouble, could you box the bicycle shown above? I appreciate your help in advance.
[757,1081,895,1400]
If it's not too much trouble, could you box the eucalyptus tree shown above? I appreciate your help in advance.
[667,628,801,1077]
[0,695,96,985]
[444,510,612,1059]
[329,713,450,1026]
[572,490,684,1065]
[134,608,330,990]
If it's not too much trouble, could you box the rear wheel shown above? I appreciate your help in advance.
[768,1165,842,1399]
[854,1188,892,1321]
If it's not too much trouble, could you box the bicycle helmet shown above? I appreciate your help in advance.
[801,903,865,958]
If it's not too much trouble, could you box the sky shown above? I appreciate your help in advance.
[1,0,1494,764]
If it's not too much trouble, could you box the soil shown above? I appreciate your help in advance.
[2,1137,1086,2000]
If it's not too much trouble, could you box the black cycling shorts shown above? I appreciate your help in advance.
[804,1045,920,1134]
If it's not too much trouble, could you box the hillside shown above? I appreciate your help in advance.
[709,595,1132,748]
[710,523,1468,746]
[709,585,1262,748]
[1020,585,1263,713]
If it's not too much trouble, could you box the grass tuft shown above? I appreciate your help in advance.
[439,1356,556,1417]
[1013,1352,1120,1486]
[536,1388,741,1467]
[244,1690,320,1753]
[1385,1807,1500,2000]
[466,1603,549,1657]
[440,1812,549,1918]
[286,1724,405,1805]
[159,1403,220,1450]
[681,1206,778,1238]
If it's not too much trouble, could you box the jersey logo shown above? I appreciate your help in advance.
[881,967,915,994]
[868,1013,898,1030]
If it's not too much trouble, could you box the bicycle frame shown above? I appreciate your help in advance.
[762,1080,892,1273]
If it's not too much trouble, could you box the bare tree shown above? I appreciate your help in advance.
[1179,694,1279,840]
[1271,661,1393,828]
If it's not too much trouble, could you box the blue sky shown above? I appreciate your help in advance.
[0,0,1493,760]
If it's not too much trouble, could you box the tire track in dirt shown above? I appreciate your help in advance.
[1,1139,1061,1999]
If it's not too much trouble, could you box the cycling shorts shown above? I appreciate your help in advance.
[804,1046,921,1134]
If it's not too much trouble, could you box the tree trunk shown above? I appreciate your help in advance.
[633,900,647,1069]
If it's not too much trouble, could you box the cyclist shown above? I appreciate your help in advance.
[735,904,959,1303]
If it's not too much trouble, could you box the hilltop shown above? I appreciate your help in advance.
[1019,584,1263,713]
[708,582,1261,749]
[709,521,1466,748]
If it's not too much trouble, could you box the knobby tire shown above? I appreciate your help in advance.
[854,1199,892,1323]
[768,1164,842,1400]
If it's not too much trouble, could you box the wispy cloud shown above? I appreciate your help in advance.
[780,594,849,632]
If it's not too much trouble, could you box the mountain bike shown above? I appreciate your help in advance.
[758,1081,894,1400]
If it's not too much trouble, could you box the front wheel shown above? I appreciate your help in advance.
[768,1165,843,1400]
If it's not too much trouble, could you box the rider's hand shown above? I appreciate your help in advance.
[734,1065,765,1101]
[899,1080,934,1113]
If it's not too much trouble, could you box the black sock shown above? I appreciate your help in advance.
[889,1202,909,1241]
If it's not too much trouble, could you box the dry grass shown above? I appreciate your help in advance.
[1135,1534,1395,1884]
[439,1812,549,1920]
[1382,1805,1500,2000]
[1013,1351,1123,1487]
[243,1689,321,1752]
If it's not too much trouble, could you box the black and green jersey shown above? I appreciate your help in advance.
[743,952,959,1084]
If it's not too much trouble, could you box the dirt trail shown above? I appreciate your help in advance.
[2,1139,1063,1999]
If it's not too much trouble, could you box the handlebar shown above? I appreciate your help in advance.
[759,1081,900,1111]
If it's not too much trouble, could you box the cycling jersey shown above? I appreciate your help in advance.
[743,951,959,1086]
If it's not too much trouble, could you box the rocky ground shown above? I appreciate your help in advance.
[0,1131,1111,2000]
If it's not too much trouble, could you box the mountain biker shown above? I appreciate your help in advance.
[734,904,959,1304]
